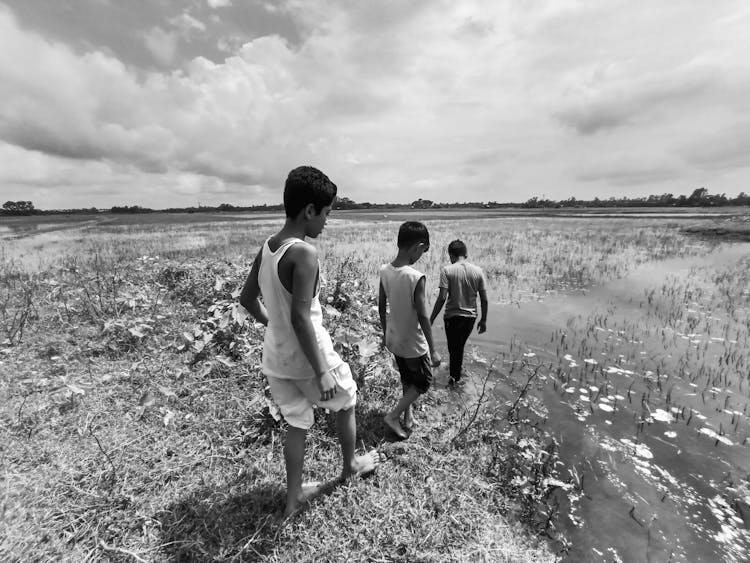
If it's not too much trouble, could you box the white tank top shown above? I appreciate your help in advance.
[259,237,343,379]
[379,263,429,358]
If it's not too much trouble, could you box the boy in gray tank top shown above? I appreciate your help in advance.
[240,166,383,516]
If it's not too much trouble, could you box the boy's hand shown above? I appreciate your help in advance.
[477,320,486,334]
[316,369,338,401]
[430,351,442,367]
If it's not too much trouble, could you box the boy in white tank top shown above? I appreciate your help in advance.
[378,221,441,439]
[240,166,383,516]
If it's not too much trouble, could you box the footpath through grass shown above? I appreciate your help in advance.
[1,251,557,562]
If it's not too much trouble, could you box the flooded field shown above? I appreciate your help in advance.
[453,243,750,562]
[3,209,750,561]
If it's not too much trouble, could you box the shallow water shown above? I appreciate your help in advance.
[0,221,95,241]
[434,243,750,562]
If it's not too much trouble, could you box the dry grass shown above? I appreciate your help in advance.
[0,242,555,562]
[1,213,722,562]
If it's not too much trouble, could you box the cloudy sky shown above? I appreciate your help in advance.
[1,1,749,209]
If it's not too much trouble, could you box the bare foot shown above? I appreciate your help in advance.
[344,449,385,480]
[383,415,407,439]
[403,414,417,431]
[284,481,324,517]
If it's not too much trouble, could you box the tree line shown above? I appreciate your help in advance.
[2,187,750,216]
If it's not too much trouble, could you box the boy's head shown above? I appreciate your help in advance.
[283,166,337,237]
[397,221,430,264]
[448,239,468,263]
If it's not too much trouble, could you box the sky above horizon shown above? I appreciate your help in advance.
[1,1,750,209]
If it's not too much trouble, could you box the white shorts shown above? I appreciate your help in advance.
[266,362,357,430]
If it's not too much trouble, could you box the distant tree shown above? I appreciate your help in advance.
[2,201,35,215]
[110,205,153,214]
[333,196,359,210]
[411,198,434,209]
[687,187,709,206]
[217,203,236,211]
[659,193,675,206]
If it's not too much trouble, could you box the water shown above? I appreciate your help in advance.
[0,222,75,240]
[435,244,750,562]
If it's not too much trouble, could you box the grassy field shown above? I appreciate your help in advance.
[0,210,743,561]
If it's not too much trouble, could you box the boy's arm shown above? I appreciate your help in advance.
[378,280,387,346]
[478,289,488,334]
[288,244,337,401]
[430,266,448,324]
[477,269,488,334]
[429,287,448,324]
[415,277,441,367]
[239,248,269,326]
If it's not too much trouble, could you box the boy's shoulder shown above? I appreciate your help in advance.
[265,236,318,276]
[446,261,482,272]
[443,261,462,274]
[269,235,316,257]
[380,262,424,278]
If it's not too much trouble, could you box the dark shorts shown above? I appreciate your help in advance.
[394,354,433,394]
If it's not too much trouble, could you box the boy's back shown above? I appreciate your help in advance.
[440,261,485,319]
[259,236,341,379]
[380,263,429,359]
[430,239,487,385]
[378,221,439,440]
[239,166,383,516]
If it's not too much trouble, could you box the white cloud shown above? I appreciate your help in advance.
[1,1,750,208]
[554,63,721,135]
[170,13,207,35]
[207,0,232,8]
[217,35,244,53]
[143,26,178,66]
[575,153,682,186]
[679,121,750,171]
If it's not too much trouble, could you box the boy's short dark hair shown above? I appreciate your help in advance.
[397,221,430,249]
[283,166,337,218]
[448,239,467,257]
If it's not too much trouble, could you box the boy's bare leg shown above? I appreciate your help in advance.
[384,385,420,439]
[337,406,383,479]
[402,383,415,430]
[284,426,321,516]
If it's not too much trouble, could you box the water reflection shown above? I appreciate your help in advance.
[435,243,750,562]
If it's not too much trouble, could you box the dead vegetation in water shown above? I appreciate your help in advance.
[681,215,750,242]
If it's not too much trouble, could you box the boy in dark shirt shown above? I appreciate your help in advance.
[429,239,487,385]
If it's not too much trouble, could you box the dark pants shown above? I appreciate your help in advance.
[444,316,475,381]
[394,354,433,394]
